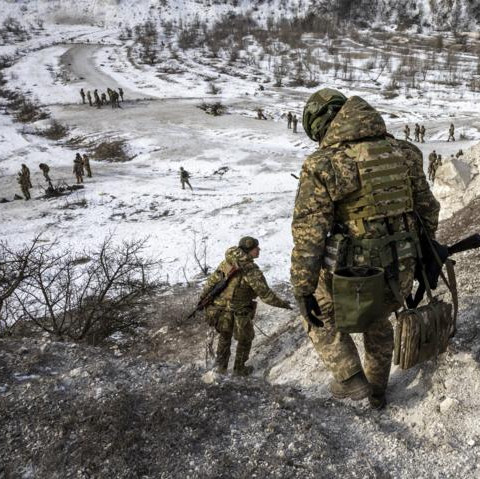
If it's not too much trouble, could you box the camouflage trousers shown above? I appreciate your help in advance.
[206,306,255,371]
[303,268,413,392]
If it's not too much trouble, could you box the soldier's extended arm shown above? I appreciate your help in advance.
[291,156,334,296]
[400,142,440,237]
[244,265,290,309]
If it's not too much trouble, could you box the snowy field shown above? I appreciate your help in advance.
[1,2,480,288]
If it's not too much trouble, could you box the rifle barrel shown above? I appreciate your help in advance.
[448,233,480,256]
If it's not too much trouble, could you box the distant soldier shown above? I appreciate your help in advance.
[107,87,113,103]
[83,154,92,178]
[414,123,420,142]
[101,92,108,105]
[404,124,411,141]
[94,89,102,108]
[111,90,121,109]
[118,87,124,102]
[73,154,84,184]
[287,111,293,129]
[86,90,92,107]
[292,114,298,133]
[257,108,267,120]
[456,149,464,158]
[437,154,442,167]
[17,170,31,200]
[75,153,84,175]
[428,150,437,182]
[201,237,291,375]
[180,167,193,190]
[419,124,426,143]
[80,88,86,104]
[21,164,32,188]
[39,163,53,189]
[447,123,455,142]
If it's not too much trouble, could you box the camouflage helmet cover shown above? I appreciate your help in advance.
[238,236,259,252]
[303,88,347,142]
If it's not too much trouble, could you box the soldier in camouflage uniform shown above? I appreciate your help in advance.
[80,88,86,104]
[414,123,420,142]
[83,154,92,178]
[291,89,439,408]
[180,167,193,190]
[73,154,84,184]
[17,169,31,200]
[21,164,32,188]
[403,124,411,141]
[292,114,298,133]
[118,87,124,102]
[419,124,425,143]
[39,163,53,190]
[447,123,455,142]
[202,237,291,376]
[86,90,92,107]
[94,89,102,108]
[428,150,437,182]
[287,111,293,129]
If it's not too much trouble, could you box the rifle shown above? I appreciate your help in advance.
[186,265,240,319]
[406,233,480,308]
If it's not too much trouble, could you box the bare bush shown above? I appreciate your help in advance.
[12,236,159,342]
[0,236,42,334]
[36,120,69,140]
[92,140,129,162]
[197,102,226,116]
[9,94,49,123]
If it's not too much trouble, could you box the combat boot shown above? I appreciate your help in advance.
[369,385,387,410]
[233,341,253,377]
[329,371,371,400]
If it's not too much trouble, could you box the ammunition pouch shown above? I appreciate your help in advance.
[323,231,418,273]
[332,266,386,333]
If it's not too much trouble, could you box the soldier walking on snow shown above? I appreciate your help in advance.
[447,123,455,142]
[83,154,92,178]
[201,237,291,375]
[403,124,411,141]
[39,163,53,190]
[80,88,86,104]
[118,88,124,102]
[21,164,32,188]
[86,90,92,107]
[292,114,298,133]
[180,167,193,190]
[287,111,293,129]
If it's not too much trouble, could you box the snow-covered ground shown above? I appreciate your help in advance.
[2,16,480,286]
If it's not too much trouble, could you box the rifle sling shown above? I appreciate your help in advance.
[415,212,458,326]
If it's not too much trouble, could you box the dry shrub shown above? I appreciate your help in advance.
[92,140,129,162]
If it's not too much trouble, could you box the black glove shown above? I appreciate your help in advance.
[296,294,323,327]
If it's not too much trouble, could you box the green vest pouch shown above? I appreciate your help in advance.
[333,266,386,333]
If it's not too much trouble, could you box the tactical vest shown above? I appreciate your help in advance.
[324,139,418,272]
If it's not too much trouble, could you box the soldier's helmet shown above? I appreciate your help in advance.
[302,88,347,142]
[238,236,259,253]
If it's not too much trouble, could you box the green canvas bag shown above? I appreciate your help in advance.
[333,266,386,333]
